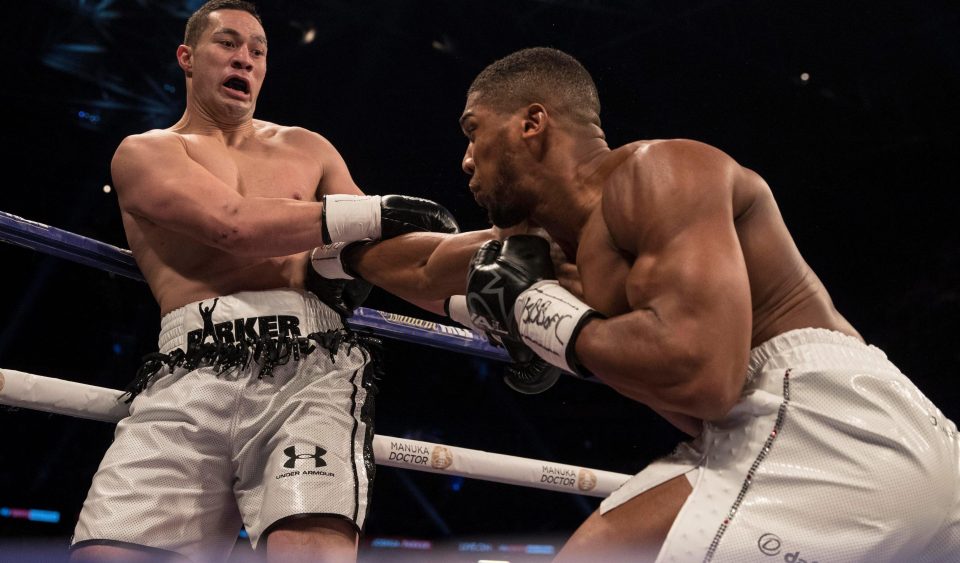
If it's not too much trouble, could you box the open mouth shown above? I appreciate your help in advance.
[223,77,250,95]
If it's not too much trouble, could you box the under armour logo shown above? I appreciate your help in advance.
[283,445,327,469]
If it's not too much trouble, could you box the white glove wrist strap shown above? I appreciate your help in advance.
[322,194,382,243]
[514,280,594,373]
[310,243,354,280]
[445,295,478,331]
[449,295,507,349]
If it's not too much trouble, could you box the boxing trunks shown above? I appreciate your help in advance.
[602,328,960,561]
[72,289,377,561]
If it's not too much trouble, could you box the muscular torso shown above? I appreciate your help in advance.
[573,141,860,350]
[121,121,323,315]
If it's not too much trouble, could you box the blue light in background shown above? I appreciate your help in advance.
[77,110,101,124]
[73,0,120,21]
[28,509,60,523]
[0,507,61,523]
[55,43,106,54]
[369,538,432,550]
[458,542,493,552]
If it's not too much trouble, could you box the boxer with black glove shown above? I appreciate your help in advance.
[321,194,459,244]
[465,235,603,377]
[305,242,372,318]
[310,195,460,317]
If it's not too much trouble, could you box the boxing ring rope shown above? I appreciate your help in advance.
[0,210,630,497]
[0,210,511,362]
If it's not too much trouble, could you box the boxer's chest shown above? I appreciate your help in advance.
[181,135,321,202]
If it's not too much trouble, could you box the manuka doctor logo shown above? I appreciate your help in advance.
[388,441,431,465]
[275,445,335,480]
[540,465,577,487]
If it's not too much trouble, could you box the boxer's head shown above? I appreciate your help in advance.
[467,48,600,126]
[461,48,600,227]
[178,1,266,122]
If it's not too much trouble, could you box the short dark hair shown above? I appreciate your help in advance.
[184,0,262,47]
[468,47,601,125]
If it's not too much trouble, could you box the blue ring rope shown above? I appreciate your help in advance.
[0,210,510,362]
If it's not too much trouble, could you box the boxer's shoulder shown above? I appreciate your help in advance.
[620,139,734,173]
[111,130,190,177]
[600,139,739,204]
[117,128,182,152]
[256,122,345,158]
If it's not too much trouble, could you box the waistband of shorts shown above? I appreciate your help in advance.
[746,327,890,384]
[158,289,343,354]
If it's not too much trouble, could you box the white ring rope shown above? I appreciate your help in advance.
[0,368,630,497]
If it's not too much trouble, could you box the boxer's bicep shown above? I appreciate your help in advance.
[112,134,247,241]
[578,219,750,420]
[624,142,752,395]
[576,142,751,420]
[630,216,752,403]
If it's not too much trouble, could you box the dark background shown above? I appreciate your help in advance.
[1,0,958,560]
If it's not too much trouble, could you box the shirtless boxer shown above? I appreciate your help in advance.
[410,47,958,561]
[68,2,468,562]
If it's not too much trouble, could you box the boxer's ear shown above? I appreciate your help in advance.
[521,103,547,138]
[177,44,194,77]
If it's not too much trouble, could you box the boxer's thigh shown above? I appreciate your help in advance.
[556,474,692,563]
[72,368,243,560]
[234,345,375,548]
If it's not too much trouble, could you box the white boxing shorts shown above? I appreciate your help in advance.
[72,289,377,561]
[601,328,960,562]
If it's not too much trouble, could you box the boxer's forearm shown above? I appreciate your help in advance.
[348,229,498,304]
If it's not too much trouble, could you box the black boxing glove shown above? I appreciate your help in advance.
[305,243,372,318]
[466,235,603,376]
[321,194,460,244]
[445,295,561,394]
